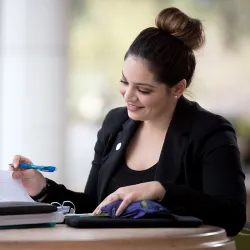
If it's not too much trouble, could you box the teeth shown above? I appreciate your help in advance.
[130,104,138,108]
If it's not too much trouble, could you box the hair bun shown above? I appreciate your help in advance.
[155,7,205,50]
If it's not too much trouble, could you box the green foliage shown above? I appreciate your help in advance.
[231,118,250,137]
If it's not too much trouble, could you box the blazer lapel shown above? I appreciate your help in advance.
[97,118,140,203]
[155,96,193,184]
[98,96,194,202]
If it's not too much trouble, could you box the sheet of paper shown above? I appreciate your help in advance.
[0,170,35,202]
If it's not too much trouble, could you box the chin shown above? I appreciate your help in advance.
[127,110,144,121]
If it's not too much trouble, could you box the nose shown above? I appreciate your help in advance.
[123,86,137,103]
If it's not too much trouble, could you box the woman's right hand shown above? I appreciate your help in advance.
[10,155,47,197]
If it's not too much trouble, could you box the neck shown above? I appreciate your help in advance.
[142,101,177,133]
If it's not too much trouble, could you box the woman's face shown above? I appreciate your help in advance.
[120,56,176,121]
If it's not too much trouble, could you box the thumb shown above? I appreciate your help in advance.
[12,155,21,168]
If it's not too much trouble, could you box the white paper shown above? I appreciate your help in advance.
[0,170,35,202]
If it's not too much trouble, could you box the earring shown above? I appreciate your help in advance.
[174,95,178,99]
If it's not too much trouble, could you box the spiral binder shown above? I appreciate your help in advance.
[51,201,76,215]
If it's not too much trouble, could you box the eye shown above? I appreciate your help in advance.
[120,80,128,85]
[138,89,151,95]
[120,80,151,95]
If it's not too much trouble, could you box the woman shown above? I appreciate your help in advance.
[11,7,246,236]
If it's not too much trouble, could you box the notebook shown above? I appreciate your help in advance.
[0,170,64,227]
[0,210,64,227]
[0,201,57,215]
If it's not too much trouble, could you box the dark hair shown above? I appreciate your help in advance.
[124,7,205,88]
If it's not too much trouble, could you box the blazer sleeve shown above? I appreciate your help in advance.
[42,110,114,213]
[160,116,246,236]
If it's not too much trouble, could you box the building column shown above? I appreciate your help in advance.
[0,0,71,183]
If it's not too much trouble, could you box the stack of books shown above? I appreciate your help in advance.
[0,201,64,229]
[0,170,64,229]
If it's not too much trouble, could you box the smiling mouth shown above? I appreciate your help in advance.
[127,103,144,111]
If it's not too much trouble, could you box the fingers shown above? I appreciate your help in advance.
[116,195,133,216]
[93,185,140,217]
[12,155,33,168]
[9,165,14,171]
[12,169,36,180]
[93,192,134,217]
[93,195,114,215]
[93,193,121,215]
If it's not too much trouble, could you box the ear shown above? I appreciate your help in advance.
[172,79,186,98]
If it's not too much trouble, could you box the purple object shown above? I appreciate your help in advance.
[101,200,170,219]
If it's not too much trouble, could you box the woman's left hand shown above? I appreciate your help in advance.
[93,181,166,216]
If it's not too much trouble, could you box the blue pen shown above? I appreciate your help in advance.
[9,163,56,172]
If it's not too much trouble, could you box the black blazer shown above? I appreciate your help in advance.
[44,96,246,236]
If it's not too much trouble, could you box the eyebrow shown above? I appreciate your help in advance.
[122,72,156,88]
